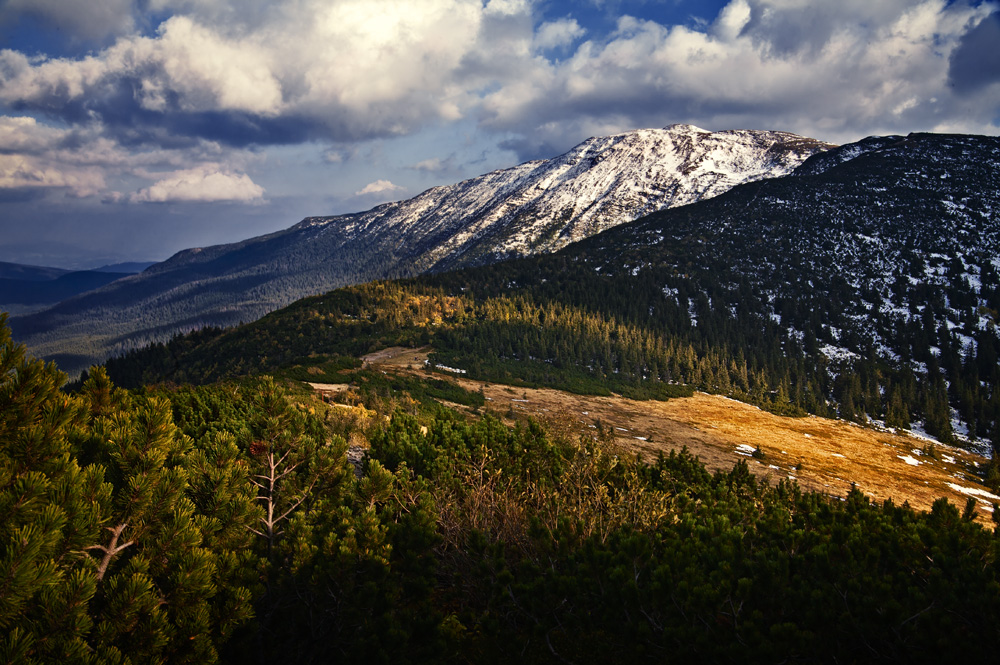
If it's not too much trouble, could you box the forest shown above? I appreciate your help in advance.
[4,309,1000,663]
[104,250,1000,466]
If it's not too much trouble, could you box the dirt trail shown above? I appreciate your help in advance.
[351,347,997,523]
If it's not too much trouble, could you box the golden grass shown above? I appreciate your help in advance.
[349,346,998,525]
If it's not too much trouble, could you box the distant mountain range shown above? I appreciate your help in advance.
[0,261,153,316]
[10,125,831,374]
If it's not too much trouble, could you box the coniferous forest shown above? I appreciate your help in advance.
[5,288,1000,664]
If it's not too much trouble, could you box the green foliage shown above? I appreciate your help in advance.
[11,303,1000,662]
[101,235,999,450]
[0,316,256,664]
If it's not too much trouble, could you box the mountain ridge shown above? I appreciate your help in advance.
[103,131,1000,456]
[11,125,832,374]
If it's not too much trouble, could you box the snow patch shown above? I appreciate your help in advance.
[947,483,1000,503]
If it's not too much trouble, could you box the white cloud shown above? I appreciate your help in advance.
[2,0,999,203]
[0,153,106,196]
[0,114,262,201]
[132,16,284,115]
[409,157,452,173]
[0,116,107,195]
[131,166,265,203]
[354,179,404,196]
[485,0,530,17]
[480,0,1000,151]
[534,18,586,51]
[0,115,65,153]
[0,0,511,143]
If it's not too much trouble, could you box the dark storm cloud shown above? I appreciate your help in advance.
[948,10,1000,93]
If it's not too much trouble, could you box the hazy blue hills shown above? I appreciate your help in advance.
[0,260,71,281]
[0,261,145,316]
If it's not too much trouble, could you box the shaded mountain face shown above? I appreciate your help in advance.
[555,132,1000,449]
[10,125,831,375]
[571,132,1000,362]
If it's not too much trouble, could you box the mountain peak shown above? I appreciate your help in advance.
[14,125,835,374]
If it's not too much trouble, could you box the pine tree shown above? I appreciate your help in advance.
[0,314,101,662]
[1,317,255,663]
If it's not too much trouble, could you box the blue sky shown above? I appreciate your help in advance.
[1,0,998,268]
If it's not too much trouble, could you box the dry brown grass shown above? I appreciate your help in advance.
[340,346,998,525]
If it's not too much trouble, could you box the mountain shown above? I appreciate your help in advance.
[0,261,70,281]
[92,261,156,273]
[10,125,831,374]
[105,132,1000,455]
[0,261,137,316]
[303,124,832,273]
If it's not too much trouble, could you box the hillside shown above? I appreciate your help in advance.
[10,126,831,375]
[329,345,996,524]
[0,270,133,311]
[103,132,1000,463]
[9,131,1000,662]
[6,312,1000,663]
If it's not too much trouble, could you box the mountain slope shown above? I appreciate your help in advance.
[105,132,1000,454]
[11,125,831,374]
[0,261,70,281]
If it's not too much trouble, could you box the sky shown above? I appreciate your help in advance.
[1,0,999,269]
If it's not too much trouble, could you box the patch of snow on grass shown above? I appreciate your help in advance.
[735,443,756,456]
[898,455,921,466]
[946,483,1000,502]
[432,363,467,374]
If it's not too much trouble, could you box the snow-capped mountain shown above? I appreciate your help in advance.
[299,124,832,271]
[12,125,831,373]
[97,132,1000,454]
[562,132,1000,449]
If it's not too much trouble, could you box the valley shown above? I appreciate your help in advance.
[6,2,1000,660]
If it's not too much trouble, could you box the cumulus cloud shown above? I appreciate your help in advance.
[409,156,455,173]
[534,18,586,50]
[0,115,65,153]
[480,0,1000,153]
[0,0,516,147]
[0,153,106,196]
[2,0,999,198]
[0,113,262,202]
[0,116,107,195]
[130,165,265,203]
[354,179,404,196]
